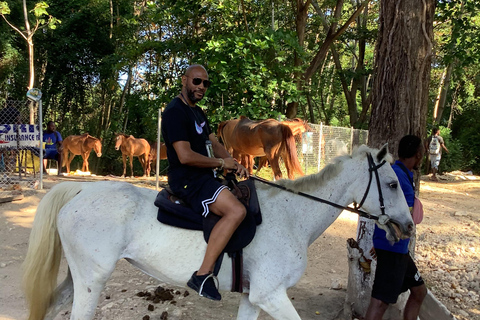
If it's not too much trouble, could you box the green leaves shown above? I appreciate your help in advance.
[0,1,10,15]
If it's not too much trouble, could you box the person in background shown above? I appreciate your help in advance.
[365,135,427,320]
[426,128,449,181]
[162,64,248,301]
[43,121,63,175]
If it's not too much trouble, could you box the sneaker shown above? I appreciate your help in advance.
[187,271,221,301]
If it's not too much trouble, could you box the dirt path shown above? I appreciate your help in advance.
[0,173,479,320]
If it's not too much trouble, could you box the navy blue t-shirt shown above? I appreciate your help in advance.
[373,160,414,254]
[161,97,213,191]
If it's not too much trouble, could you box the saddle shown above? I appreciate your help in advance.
[154,176,262,292]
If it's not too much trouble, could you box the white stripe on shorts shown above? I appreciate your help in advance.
[201,185,228,217]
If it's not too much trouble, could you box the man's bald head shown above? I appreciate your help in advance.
[185,65,208,77]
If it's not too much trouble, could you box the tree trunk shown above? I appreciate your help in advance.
[346,0,435,318]
[23,0,34,90]
[433,62,454,124]
[368,0,435,155]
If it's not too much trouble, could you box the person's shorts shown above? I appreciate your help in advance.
[430,154,441,169]
[44,149,60,160]
[171,174,228,217]
[371,248,424,304]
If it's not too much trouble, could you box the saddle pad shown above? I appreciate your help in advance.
[155,178,262,252]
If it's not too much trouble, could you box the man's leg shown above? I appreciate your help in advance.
[403,284,427,320]
[364,297,389,320]
[198,189,246,275]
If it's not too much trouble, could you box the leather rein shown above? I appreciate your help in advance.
[250,153,391,225]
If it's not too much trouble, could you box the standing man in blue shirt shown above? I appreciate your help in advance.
[365,135,427,320]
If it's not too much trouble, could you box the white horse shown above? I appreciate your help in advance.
[22,145,414,320]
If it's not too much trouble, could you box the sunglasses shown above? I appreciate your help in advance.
[190,77,211,88]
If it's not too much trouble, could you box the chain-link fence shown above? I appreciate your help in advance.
[298,123,369,175]
[0,98,40,189]
[266,123,368,178]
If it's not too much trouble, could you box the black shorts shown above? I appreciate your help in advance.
[371,248,424,304]
[171,174,227,217]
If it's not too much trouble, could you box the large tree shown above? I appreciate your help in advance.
[368,0,435,154]
[345,0,436,318]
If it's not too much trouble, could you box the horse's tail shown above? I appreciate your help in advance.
[281,124,304,177]
[22,182,84,320]
[217,121,228,144]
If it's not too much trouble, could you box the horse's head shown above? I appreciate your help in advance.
[351,144,415,243]
[94,138,102,157]
[114,133,124,151]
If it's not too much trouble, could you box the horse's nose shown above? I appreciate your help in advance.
[407,222,414,235]
[115,147,119,150]
[98,153,102,157]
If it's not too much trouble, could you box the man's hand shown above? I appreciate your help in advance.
[224,158,249,178]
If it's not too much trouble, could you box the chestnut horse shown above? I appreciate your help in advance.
[148,141,167,173]
[257,118,312,171]
[61,134,102,174]
[218,117,304,180]
[114,133,150,177]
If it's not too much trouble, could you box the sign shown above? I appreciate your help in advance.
[26,88,42,102]
[0,124,40,148]
[302,132,314,154]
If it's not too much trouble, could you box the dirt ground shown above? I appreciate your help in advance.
[0,172,479,320]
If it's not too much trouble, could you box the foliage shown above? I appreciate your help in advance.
[433,127,465,174]
[1,0,479,175]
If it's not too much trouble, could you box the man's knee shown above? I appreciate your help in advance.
[410,284,427,303]
[230,202,246,222]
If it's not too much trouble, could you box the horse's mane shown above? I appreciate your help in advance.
[274,145,393,193]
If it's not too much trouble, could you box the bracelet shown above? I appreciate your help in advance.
[218,158,224,170]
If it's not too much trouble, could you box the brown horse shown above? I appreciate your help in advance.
[114,133,150,177]
[61,133,102,174]
[218,117,304,180]
[257,118,312,170]
[283,118,313,138]
[148,141,167,173]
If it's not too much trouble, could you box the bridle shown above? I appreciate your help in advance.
[250,153,391,225]
[353,153,389,225]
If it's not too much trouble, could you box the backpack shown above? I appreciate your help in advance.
[429,136,441,155]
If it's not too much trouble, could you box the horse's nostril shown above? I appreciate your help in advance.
[408,223,414,232]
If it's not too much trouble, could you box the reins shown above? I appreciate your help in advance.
[249,153,389,223]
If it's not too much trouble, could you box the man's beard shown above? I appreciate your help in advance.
[187,87,204,103]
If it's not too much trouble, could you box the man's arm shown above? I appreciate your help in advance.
[210,132,248,177]
[441,143,449,153]
[172,140,223,169]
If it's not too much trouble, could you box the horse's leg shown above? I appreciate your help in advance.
[129,154,134,178]
[44,268,74,320]
[121,154,127,177]
[237,293,261,320]
[82,153,90,172]
[63,243,117,319]
[251,289,301,320]
[66,152,74,174]
[266,152,282,180]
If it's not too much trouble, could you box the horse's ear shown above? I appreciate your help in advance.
[377,143,389,162]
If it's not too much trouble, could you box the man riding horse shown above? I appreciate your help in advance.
[161,64,249,300]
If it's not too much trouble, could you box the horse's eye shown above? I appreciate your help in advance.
[389,182,398,189]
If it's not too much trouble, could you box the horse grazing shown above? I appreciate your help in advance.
[61,134,102,174]
[218,117,304,180]
[282,118,312,138]
[114,133,150,177]
[22,145,415,320]
[148,141,167,174]
[256,118,312,173]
